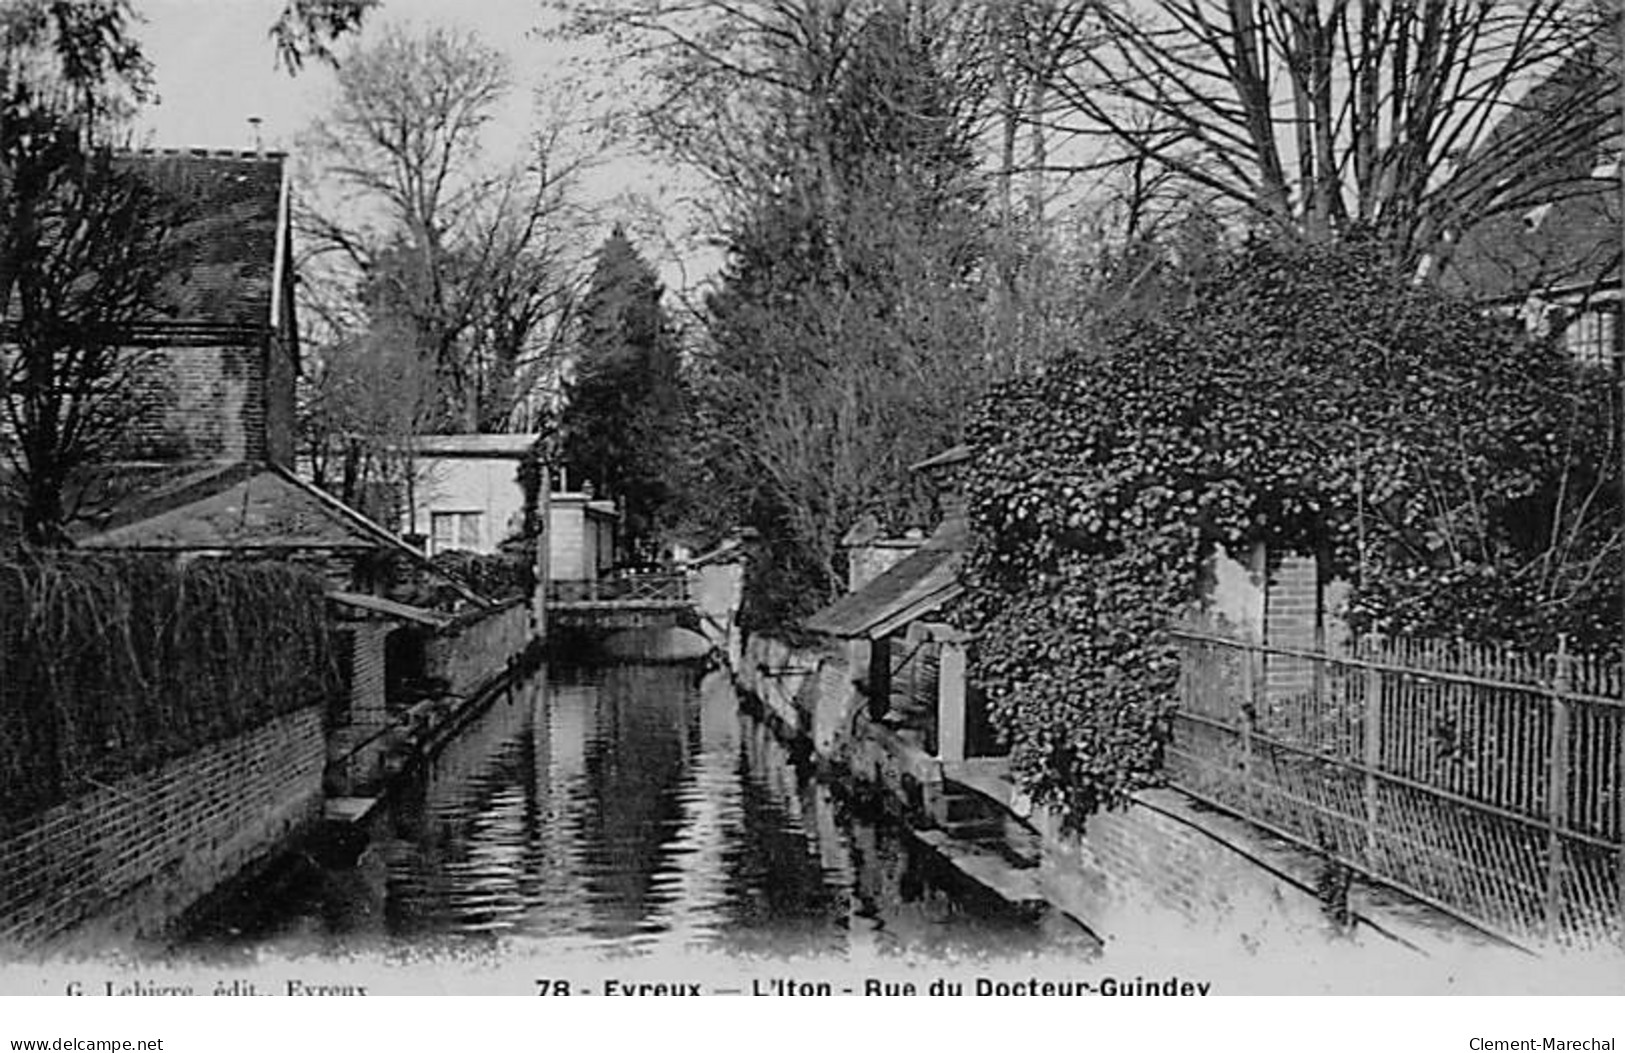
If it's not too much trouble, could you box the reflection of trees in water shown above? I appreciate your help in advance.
[383,685,542,939]
[183,663,1072,958]
[572,664,695,938]
[402,675,543,844]
[709,721,847,955]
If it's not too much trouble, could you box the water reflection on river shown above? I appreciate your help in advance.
[188,663,1092,961]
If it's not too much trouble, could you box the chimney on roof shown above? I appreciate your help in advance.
[248,117,263,156]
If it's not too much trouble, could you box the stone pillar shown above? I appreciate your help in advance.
[1264,550,1320,707]
[333,621,393,793]
[531,483,550,643]
[350,624,391,734]
[868,635,892,721]
[937,638,968,764]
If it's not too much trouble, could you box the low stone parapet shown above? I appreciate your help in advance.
[426,598,531,699]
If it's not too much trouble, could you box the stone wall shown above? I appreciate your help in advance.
[735,634,865,759]
[426,598,531,699]
[729,627,1457,962]
[329,622,394,792]
[691,561,745,670]
[1031,788,1347,953]
[0,705,324,950]
[348,624,391,730]
[548,501,589,582]
[1198,544,1336,704]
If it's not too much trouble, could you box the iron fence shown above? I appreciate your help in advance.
[545,574,691,605]
[1168,628,1625,947]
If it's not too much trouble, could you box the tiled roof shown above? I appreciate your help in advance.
[1440,52,1621,304]
[0,461,237,543]
[73,463,495,608]
[804,516,968,639]
[910,444,972,472]
[1444,180,1620,304]
[78,465,396,551]
[688,536,746,567]
[70,461,260,538]
[413,433,543,457]
[120,149,287,329]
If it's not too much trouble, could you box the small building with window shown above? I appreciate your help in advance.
[547,480,620,583]
[405,434,541,557]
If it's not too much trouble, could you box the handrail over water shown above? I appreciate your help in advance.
[545,573,692,606]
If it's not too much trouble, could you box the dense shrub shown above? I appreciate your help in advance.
[0,553,339,821]
[378,546,536,612]
[960,239,1619,828]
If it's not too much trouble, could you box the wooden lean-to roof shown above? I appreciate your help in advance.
[328,590,454,628]
[803,516,968,640]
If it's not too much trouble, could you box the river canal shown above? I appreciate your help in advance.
[182,661,1095,962]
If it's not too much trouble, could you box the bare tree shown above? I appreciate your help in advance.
[299,314,440,527]
[0,0,177,545]
[1048,1,1616,274]
[301,23,585,434]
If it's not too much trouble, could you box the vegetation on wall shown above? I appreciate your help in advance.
[401,548,534,608]
[0,553,339,822]
[960,239,1620,828]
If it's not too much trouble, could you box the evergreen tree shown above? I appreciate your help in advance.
[695,3,992,628]
[559,225,684,556]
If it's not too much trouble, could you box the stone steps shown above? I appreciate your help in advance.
[937,786,1042,870]
[913,829,1047,911]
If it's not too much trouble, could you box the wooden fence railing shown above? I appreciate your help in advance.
[1168,628,1624,946]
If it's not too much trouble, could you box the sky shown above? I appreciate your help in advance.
[130,0,717,293]
[134,1,543,152]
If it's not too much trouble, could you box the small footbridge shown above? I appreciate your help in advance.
[544,573,701,632]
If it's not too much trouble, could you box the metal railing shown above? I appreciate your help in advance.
[1168,627,1624,946]
[544,574,691,605]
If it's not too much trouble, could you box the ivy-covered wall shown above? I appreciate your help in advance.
[960,239,1620,830]
[0,553,339,823]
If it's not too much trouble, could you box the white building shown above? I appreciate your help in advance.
[547,484,620,582]
[405,434,541,557]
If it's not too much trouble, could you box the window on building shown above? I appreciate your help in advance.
[458,511,481,549]
[429,511,481,553]
[1563,308,1619,369]
[430,512,455,551]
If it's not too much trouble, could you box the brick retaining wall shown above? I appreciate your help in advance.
[731,630,1482,962]
[1264,551,1319,702]
[1032,788,1340,950]
[0,705,325,951]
